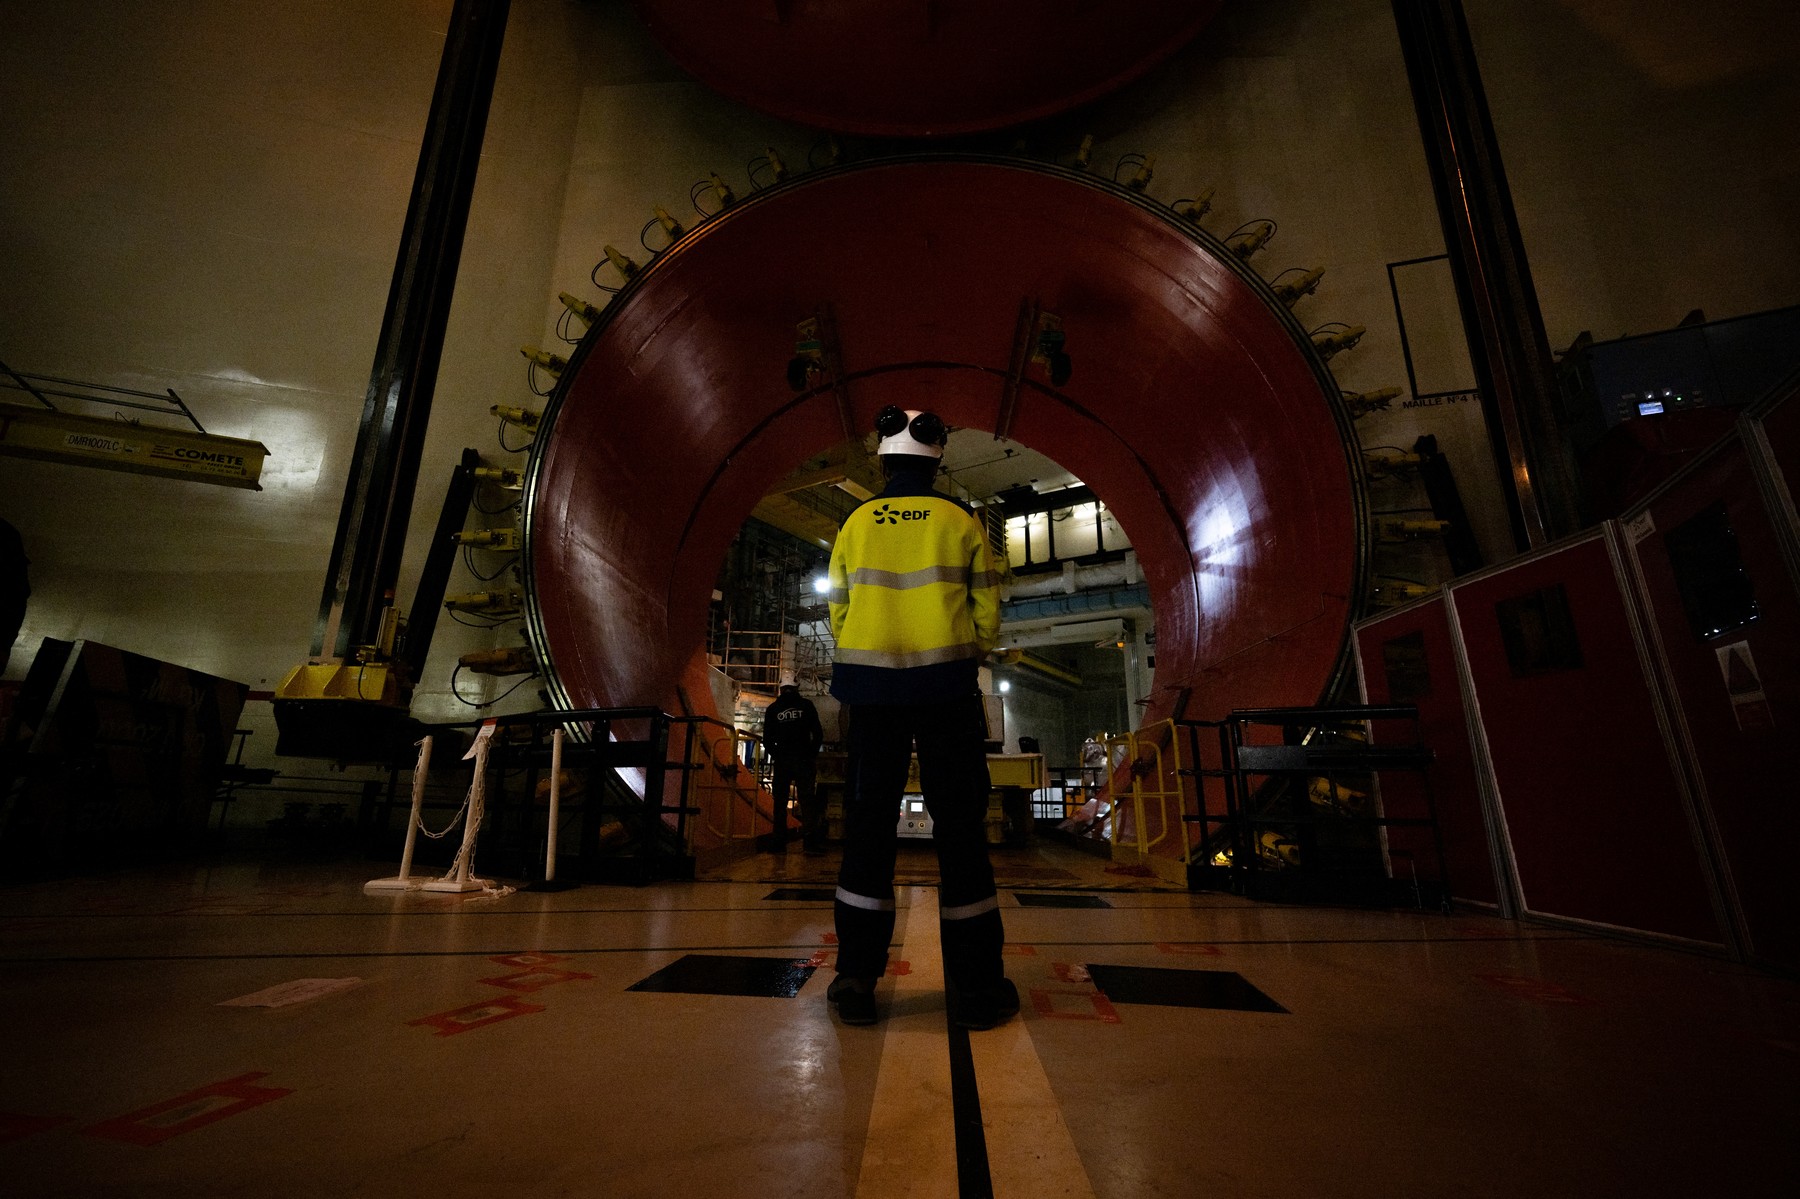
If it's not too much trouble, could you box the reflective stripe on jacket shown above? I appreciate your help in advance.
[827,469,1001,705]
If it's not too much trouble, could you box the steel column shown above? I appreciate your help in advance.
[1391,0,1581,550]
[311,0,511,660]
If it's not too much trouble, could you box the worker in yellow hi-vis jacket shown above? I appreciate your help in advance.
[822,406,1016,1030]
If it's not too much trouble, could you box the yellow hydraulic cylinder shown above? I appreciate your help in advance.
[709,173,736,209]
[459,646,535,676]
[1342,387,1403,418]
[765,147,789,183]
[653,205,684,241]
[520,347,567,376]
[445,590,522,614]
[491,404,541,432]
[1311,324,1366,358]
[1364,449,1422,475]
[602,244,639,281]
[1308,777,1367,807]
[1375,517,1451,542]
[472,465,522,488]
[558,292,604,329]
[1228,222,1275,258]
[1178,188,1215,223]
[1126,153,1156,191]
[1273,266,1326,306]
[453,527,520,551]
[1373,577,1437,604]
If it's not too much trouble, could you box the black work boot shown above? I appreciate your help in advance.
[949,978,1019,1031]
[827,975,879,1025]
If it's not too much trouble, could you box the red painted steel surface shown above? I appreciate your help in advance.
[528,159,1359,736]
[1354,599,1498,906]
[1448,535,1720,943]
[630,1,1222,137]
[1628,435,1799,968]
[1757,373,1800,507]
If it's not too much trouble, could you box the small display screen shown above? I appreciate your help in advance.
[1637,399,1664,415]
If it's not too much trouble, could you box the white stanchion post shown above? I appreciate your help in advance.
[365,737,433,893]
[424,720,495,894]
[525,726,579,892]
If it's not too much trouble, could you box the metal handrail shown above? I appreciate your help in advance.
[688,719,769,842]
[1176,705,1449,903]
[1103,719,1183,858]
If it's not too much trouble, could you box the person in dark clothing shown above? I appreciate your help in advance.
[0,518,28,676]
[763,674,824,852]
[822,406,1017,1030]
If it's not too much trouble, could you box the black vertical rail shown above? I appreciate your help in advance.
[310,0,511,660]
[1390,0,1581,550]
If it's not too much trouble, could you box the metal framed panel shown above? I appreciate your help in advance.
[1620,429,1797,968]
[1352,595,1504,908]
[1444,529,1724,946]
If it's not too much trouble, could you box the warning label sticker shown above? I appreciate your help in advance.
[1716,640,1773,731]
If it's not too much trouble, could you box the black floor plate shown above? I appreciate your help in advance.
[627,953,818,999]
[1084,964,1287,1013]
[764,887,837,901]
[1014,892,1111,908]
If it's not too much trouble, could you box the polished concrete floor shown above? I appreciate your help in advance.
[1,841,1795,1198]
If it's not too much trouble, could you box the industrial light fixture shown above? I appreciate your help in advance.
[812,575,830,594]
[998,679,1011,693]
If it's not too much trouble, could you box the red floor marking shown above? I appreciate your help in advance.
[1002,944,1038,956]
[477,967,594,993]
[820,933,839,944]
[1052,962,1091,984]
[805,951,831,969]
[888,960,911,976]
[1475,973,1596,1006]
[409,996,546,1036]
[490,952,568,967]
[1105,864,1155,877]
[1029,988,1121,1023]
[0,1113,73,1145]
[1156,942,1223,955]
[78,1073,292,1147]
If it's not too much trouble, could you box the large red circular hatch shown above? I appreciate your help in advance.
[522,156,1365,727]
[630,1,1225,137]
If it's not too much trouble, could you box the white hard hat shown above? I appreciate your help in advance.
[779,673,797,688]
[875,406,947,459]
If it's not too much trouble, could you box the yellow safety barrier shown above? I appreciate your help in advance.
[1101,719,1189,861]
[691,725,769,843]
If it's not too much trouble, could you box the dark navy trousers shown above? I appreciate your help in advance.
[833,696,1005,990]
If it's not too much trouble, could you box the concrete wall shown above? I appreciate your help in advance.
[4,0,1797,809]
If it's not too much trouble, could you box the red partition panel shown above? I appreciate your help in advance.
[1626,438,1799,968]
[1353,599,1499,907]
[1447,533,1721,943]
